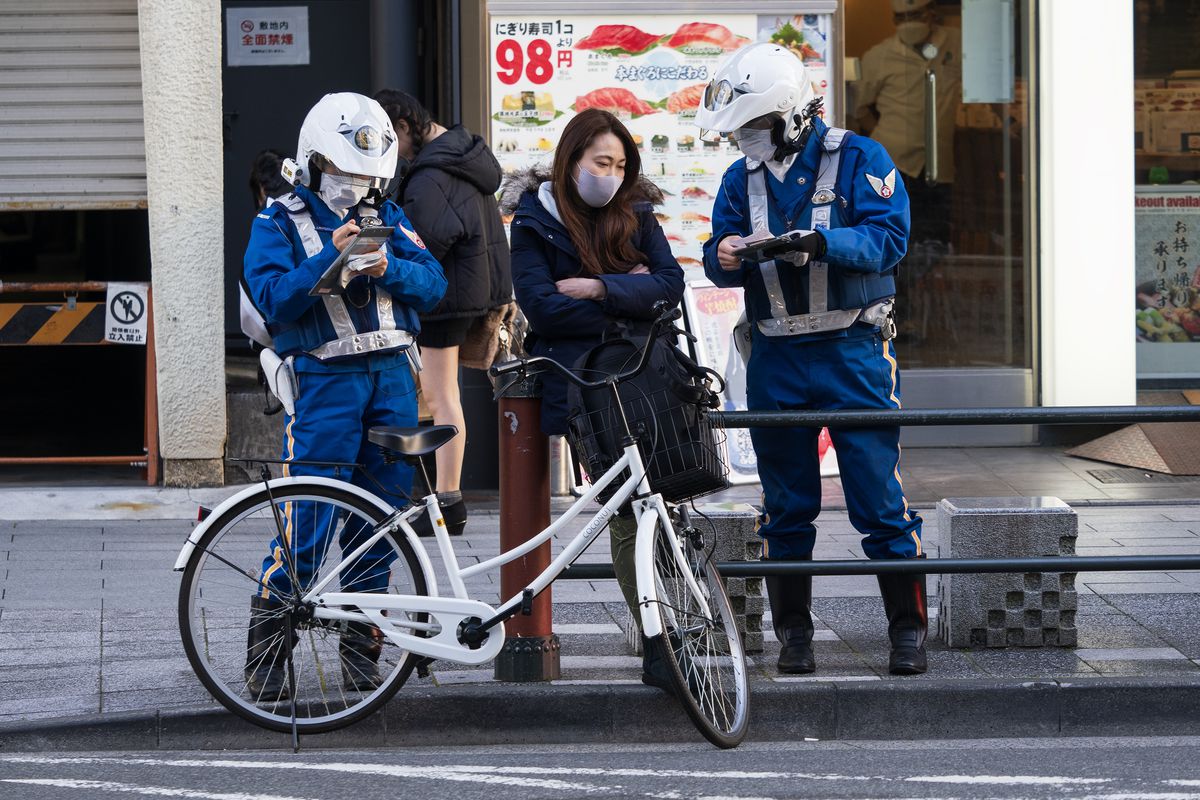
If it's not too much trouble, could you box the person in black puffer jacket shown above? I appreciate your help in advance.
[375,89,513,537]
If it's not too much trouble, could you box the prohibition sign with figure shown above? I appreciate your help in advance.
[110,291,145,326]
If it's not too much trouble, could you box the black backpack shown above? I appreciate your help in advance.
[565,330,728,503]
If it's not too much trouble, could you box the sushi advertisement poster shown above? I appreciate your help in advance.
[1133,186,1200,378]
[488,12,834,282]
[682,279,759,483]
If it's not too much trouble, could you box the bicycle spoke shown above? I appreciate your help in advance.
[649,515,749,748]
[179,483,429,734]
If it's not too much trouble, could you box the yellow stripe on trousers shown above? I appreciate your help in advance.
[259,415,298,598]
[880,339,920,553]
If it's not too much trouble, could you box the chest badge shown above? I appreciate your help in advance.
[866,168,896,199]
[811,188,837,205]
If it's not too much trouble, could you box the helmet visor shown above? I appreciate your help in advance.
[702,79,737,113]
[323,160,389,191]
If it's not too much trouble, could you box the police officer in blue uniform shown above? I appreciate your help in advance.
[696,43,927,676]
[242,92,446,699]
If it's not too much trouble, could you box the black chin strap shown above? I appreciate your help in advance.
[770,96,826,161]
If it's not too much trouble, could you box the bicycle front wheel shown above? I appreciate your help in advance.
[178,480,428,734]
[651,516,750,749]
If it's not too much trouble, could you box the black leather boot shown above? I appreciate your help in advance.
[640,631,695,695]
[411,496,468,537]
[765,566,816,674]
[877,570,929,675]
[245,595,291,701]
[640,634,675,695]
[340,621,385,691]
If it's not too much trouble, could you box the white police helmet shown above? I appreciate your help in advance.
[694,42,815,144]
[294,92,397,189]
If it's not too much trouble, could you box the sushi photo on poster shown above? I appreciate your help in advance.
[488,12,835,280]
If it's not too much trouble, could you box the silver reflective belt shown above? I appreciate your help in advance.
[747,129,862,338]
[307,329,415,361]
[756,299,893,338]
[287,202,403,349]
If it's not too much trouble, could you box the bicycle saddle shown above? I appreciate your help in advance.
[368,425,459,457]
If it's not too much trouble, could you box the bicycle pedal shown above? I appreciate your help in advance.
[520,588,534,616]
[414,657,435,679]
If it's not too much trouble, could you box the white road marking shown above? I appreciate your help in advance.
[0,779,313,800]
[907,774,1112,786]
[439,765,868,780]
[0,757,599,793]
[5,756,1199,800]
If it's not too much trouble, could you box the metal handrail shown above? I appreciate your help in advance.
[713,405,1200,428]
[560,554,1200,579]
[555,405,1200,579]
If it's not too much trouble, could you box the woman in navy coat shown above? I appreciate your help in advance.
[503,109,684,436]
[502,108,684,691]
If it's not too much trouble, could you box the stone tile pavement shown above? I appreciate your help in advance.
[1,445,1199,747]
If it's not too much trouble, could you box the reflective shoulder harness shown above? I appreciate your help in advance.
[747,128,864,337]
[273,193,413,360]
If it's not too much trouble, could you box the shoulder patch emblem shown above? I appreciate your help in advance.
[399,223,426,250]
[866,168,896,199]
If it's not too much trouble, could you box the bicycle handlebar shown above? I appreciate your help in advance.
[489,301,682,392]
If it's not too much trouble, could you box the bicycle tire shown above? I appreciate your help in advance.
[650,516,750,749]
[178,480,428,734]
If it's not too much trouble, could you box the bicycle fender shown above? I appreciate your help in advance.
[634,499,667,640]
[170,477,439,600]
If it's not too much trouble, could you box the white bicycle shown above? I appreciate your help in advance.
[174,307,749,748]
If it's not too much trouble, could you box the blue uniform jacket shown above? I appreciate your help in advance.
[510,188,685,434]
[244,185,447,373]
[702,118,909,338]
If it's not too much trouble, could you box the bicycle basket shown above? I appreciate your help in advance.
[564,335,724,503]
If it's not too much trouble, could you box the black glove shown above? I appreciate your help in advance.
[759,229,826,262]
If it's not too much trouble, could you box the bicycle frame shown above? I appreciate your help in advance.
[174,427,715,669]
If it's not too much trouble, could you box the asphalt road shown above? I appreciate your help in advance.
[3,736,1200,800]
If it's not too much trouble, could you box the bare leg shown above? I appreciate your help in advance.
[417,345,466,493]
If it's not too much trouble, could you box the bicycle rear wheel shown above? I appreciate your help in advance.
[650,515,750,749]
[178,480,428,734]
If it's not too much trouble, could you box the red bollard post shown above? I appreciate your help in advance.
[494,379,561,681]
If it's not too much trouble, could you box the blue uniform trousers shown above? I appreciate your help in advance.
[259,364,417,599]
[746,326,922,562]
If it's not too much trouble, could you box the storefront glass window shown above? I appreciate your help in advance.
[1133,0,1200,379]
[845,0,1031,370]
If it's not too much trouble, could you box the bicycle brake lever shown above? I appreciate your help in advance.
[670,324,698,343]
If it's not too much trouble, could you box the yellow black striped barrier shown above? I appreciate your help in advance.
[0,302,107,345]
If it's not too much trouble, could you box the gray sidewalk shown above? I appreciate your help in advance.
[2,445,1199,750]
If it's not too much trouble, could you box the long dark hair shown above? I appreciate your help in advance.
[551,109,646,276]
[373,88,433,154]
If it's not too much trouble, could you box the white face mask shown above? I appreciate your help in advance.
[896,21,931,46]
[318,173,370,215]
[735,128,778,163]
[574,164,623,208]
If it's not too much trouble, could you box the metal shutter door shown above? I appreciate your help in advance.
[0,0,145,210]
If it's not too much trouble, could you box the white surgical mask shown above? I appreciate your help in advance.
[896,21,931,46]
[574,164,622,208]
[735,128,778,163]
[318,173,370,215]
